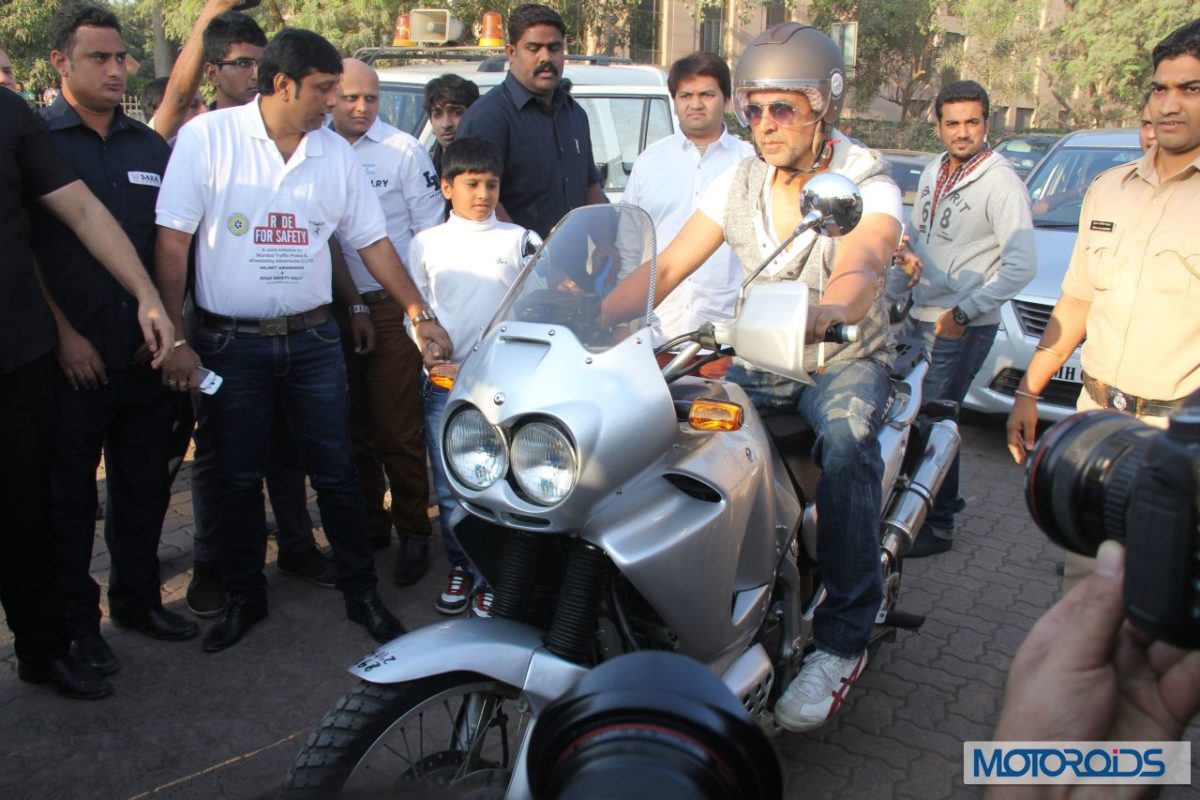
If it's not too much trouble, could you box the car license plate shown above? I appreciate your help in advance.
[1053,363,1083,384]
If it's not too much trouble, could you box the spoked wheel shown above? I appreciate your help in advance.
[283,672,530,798]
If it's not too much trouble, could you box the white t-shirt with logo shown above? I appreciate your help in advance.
[335,117,444,294]
[156,99,387,318]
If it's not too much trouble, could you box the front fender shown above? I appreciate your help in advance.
[350,618,588,714]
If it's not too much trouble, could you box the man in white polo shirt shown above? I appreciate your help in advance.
[623,51,753,342]
[329,58,444,584]
[155,29,453,652]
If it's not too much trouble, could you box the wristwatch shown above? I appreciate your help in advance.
[349,304,371,316]
[951,306,971,327]
[411,307,438,326]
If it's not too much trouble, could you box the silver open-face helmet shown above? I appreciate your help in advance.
[733,22,847,131]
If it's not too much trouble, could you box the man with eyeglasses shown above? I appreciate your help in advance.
[152,1,265,141]
[604,23,902,731]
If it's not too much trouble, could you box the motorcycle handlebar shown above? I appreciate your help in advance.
[823,323,860,344]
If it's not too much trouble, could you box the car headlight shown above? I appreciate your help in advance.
[445,407,508,490]
[511,422,577,506]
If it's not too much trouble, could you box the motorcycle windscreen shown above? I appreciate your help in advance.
[487,203,657,351]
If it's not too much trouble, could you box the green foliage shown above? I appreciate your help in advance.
[0,0,72,89]
[1045,0,1196,127]
[808,0,945,125]
[945,0,1041,104]
[953,0,1195,128]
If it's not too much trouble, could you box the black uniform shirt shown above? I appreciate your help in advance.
[0,91,76,374]
[32,96,170,367]
[456,72,601,238]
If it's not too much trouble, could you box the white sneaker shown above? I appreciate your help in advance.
[774,649,867,732]
[469,587,494,619]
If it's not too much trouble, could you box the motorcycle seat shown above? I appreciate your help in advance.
[763,414,820,501]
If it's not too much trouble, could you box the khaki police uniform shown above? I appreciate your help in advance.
[1059,146,1200,589]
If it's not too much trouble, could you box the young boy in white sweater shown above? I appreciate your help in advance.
[406,137,528,618]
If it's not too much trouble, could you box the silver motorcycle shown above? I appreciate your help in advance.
[283,175,961,798]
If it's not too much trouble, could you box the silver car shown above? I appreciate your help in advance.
[962,128,1142,420]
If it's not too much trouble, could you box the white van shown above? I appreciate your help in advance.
[372,57,677,201]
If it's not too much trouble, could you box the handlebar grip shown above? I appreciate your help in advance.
[823,323,860,344]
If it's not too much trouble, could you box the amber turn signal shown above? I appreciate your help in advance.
[429,363,459,390]
[688,399,743,431]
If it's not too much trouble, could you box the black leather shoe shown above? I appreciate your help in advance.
[18,654,113,700]
[906,533,953,559]
[345,590,405,643]
[393,538,430,586]
[277,547,338,589]
[186,561,226,618]
[113,608,200,641]
[69,634,121,676]
[202,596,268,653]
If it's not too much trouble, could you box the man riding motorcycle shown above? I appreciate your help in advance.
[603,22,904,731]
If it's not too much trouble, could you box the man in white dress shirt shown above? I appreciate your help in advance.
[330,58,445,584]
[622,51,754,341]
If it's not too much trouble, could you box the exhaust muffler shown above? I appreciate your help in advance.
[880,419,961,561]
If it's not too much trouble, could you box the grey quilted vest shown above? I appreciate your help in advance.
[723,139,896,373]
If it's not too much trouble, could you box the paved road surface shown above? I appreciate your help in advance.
[2,414,1197,798]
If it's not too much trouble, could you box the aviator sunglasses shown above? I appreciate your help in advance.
[744,101,817,127]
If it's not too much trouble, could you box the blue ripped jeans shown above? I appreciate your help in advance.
[906,318,999,537]
[727,357,889,658]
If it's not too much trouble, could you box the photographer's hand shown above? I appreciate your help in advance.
[991,541,1200,799]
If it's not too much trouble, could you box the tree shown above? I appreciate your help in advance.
[1040,0,1196,128]
[808,0,946,132]
[0,0,73,90]
[945,0,1042,121]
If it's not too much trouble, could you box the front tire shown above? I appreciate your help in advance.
[283,672,528,798]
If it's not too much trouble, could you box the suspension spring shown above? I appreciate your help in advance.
[545,541,611,664]
[490,531,544,620]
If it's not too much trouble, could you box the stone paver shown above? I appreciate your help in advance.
[1,416,1197,798]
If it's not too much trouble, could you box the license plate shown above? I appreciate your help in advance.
[1053,363,1083,384]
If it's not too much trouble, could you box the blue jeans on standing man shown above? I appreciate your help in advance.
[727,356,890,659]
[194,317,375,602]
[906,318,1000,538]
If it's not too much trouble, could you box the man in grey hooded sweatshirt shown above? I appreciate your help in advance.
[902,80,1036,558]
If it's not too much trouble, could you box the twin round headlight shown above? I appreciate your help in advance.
[444,408,578,506]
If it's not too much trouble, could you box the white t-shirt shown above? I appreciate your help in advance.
[698,137,903,279]
[406,212,526,362]
[334,117,444,294]
[156,99,387,318]
[624,127,754,340]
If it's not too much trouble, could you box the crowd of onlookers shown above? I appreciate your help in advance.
[3,0,1200,759]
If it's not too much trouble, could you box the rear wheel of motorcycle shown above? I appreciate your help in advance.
[282,672,528,798]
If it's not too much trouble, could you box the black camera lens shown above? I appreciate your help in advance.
[527,652,781,800]
[1025,410,1157,556]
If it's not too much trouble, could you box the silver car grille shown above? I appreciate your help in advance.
[1013,300,1053,337]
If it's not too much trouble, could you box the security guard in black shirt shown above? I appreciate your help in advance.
[31,4,198,678]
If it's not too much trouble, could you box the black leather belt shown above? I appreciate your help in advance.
[1081,371,1186,417]
[360,289,391,305]
[198,305,332,337]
